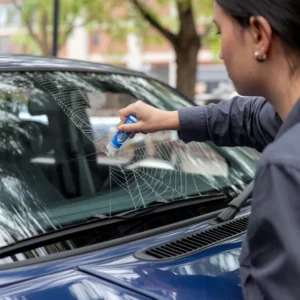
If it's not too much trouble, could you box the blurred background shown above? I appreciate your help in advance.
[0,0,236,103]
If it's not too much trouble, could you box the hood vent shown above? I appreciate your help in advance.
[135,216,249,261]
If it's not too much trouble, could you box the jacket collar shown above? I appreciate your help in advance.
[276,99,300,139]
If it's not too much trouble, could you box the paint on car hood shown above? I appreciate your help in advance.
[78,236,244,300]
[0,269,151,300]
[0,211,250,299]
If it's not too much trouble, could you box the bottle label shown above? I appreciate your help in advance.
[117,132,129,144]
[110,114,137,150]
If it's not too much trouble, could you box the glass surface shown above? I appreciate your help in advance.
[0,71,258,251]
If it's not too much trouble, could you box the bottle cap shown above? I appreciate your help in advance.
[128,114,137,122]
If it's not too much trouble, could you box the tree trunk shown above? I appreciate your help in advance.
[131,0,201,99]
[39,41,52,56]
[174,1,201,100]
[175,38,200,100]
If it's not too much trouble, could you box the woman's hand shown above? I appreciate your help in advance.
[117,100,179,138]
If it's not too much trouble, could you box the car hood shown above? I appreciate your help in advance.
[0,269,151,299]
[0,212,249,300]
[78,237,244,300]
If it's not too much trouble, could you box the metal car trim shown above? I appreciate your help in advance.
[0,209,225,270]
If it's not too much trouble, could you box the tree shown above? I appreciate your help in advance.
[129,0,214,100]
[11,0,104,56]
[80,0,216,100]
[12,0,216,99]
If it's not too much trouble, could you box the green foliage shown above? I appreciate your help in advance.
[13,0,218,58]
[118,0,217,51]
[11,0,103,55]
[10,33,40,55]
[203,21,221,61]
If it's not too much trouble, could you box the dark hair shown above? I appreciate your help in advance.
[216,0,300,72]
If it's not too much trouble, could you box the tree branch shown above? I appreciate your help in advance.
[12,0,45,52]
[59,17,92,50]
[59,19,76,49]
[41,11,50,55]
[131,0,177,45]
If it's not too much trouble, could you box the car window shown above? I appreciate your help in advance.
[0,71,258,249]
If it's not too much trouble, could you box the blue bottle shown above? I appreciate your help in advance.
[106,114,138,156]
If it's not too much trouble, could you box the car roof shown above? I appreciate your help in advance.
[0,54,146,76]
[0,54,195,105]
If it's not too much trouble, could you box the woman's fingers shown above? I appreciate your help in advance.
[117,122,141,132]
[119,102,138,119]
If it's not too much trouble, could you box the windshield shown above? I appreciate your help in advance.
[0,71,258,250]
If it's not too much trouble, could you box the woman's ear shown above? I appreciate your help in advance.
[249,16,272,56]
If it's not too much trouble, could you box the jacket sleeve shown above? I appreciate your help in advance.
[178,96,282,152]
[244,162,300,300]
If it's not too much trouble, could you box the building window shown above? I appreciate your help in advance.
[0,37,9,53]
[0,3,20,27]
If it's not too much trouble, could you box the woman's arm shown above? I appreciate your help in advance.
[118,96,282,152]
[179,96,282,152]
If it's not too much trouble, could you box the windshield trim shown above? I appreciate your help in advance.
[0,207,232,270]
[0,54,146,74]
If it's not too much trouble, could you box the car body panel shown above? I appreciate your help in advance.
[0,209,250,299]
[0,269,151,300]
[0,55,253,299]
[79,239,243,300]
[0,55,145,75]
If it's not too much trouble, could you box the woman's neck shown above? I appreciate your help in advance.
[263,72,300,120]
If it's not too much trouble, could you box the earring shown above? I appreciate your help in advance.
[255,51,267,62]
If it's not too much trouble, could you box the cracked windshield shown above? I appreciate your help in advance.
[0,71,258,256]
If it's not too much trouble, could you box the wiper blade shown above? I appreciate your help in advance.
[85,199,171,222]
[215,181,254,223]
[87,194,225,221]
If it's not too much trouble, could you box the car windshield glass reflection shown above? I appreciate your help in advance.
[0,71,258,249]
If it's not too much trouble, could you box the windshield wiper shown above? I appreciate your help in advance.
[0,193,227,259]
[214,181,254,223]
[86,194,225,221]
[85,200,173,222]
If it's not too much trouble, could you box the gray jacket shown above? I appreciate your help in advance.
[178,96,300,300]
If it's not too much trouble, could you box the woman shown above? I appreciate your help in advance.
[118,1,300,299]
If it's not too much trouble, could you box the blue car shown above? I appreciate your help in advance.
[0,55,258,300]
